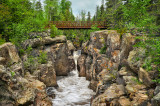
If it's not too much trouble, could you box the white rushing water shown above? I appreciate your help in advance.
[48,50,95,106]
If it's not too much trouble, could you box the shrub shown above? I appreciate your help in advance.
[38,51,47,64]
[0,38,5,45]
[50,25,59,38]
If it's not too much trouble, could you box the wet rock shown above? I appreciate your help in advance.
[138,67,154,87]
[85,55,92,80]
[49,43,70,76]
[38,61,57,87]
[78,54,86,77]
[68,56,75,71]
[89,80,98,92]
[34,90,52,106]
[0,43,21,66]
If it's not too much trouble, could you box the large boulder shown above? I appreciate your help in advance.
[138,67,154,87]
[120,33,136,62]
[38,61,57,87]
[23,36,67,49]
[92,83,125,106]
[78,54,86,77]
[127,47,146,73]
[0,43,21,66]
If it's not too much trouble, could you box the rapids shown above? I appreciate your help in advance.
[47,50,95,106]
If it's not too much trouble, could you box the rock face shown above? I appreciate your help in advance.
[0,34,75,105]
[38,61,57,87]
[0,43,21,66]
[78,30,158,106]
[0,43,52,106]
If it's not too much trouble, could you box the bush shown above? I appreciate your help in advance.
[50,25,61,38]
[38,51,47,64]
[0,38,5,45]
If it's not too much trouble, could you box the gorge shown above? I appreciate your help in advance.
[0,30,160,106]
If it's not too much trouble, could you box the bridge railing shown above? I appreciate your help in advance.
[48,21,107,29]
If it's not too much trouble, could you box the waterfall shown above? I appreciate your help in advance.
[47,50,95,106]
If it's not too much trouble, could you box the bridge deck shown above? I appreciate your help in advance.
[48,21,107,29]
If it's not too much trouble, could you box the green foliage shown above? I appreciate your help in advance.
[131,77,142,85]
[100,45,107,54]
[19,49,25,56]
[50,25,62,38]
[142,58,153,71]
[38,51,48,64]
[24,55,36,70]
[0,36,5,45]
[10,71,15,77]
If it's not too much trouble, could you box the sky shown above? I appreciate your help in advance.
[69,0,101,17]
[40,0,102,17]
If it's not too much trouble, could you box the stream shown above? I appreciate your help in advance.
[47,50,95,106]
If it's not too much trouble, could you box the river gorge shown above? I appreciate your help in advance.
[0,30,160,106]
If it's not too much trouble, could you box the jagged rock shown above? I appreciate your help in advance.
[106,30,120,58]
[131,91,149,106]
[97,69,113,84]
[92,84,125,105]
[46,43,70,76]
[0,57,5,65]
[151,92,160,106]
[111,50,120,63]
[154,85,160,96]
[68,56,75,71]
[78,54,86,77]
[89,80,98,92]
[127,47,146,73]
[125,84,146,94]
[38,61,57,87]
[123,76,138,85]
[23,36,66,49]
[118,67,135,76]
[138,67,154,87]
[34,90,52,106]
[0,43,21,66]
[118,96,131,106]
[90,30,108,50]
[0,65,6,74]
[85,55,92,80]
[120,33,136,62]
[67,40,76,52]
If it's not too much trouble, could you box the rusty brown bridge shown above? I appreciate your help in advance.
[47,21,107,29]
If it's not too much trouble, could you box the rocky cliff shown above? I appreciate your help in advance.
[78,30,160,106]
[0,34,75,106]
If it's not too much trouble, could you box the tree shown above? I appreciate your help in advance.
[80,10,86,21]
[87,12,91,22]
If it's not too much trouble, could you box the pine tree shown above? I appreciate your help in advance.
[87,12,91,22]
